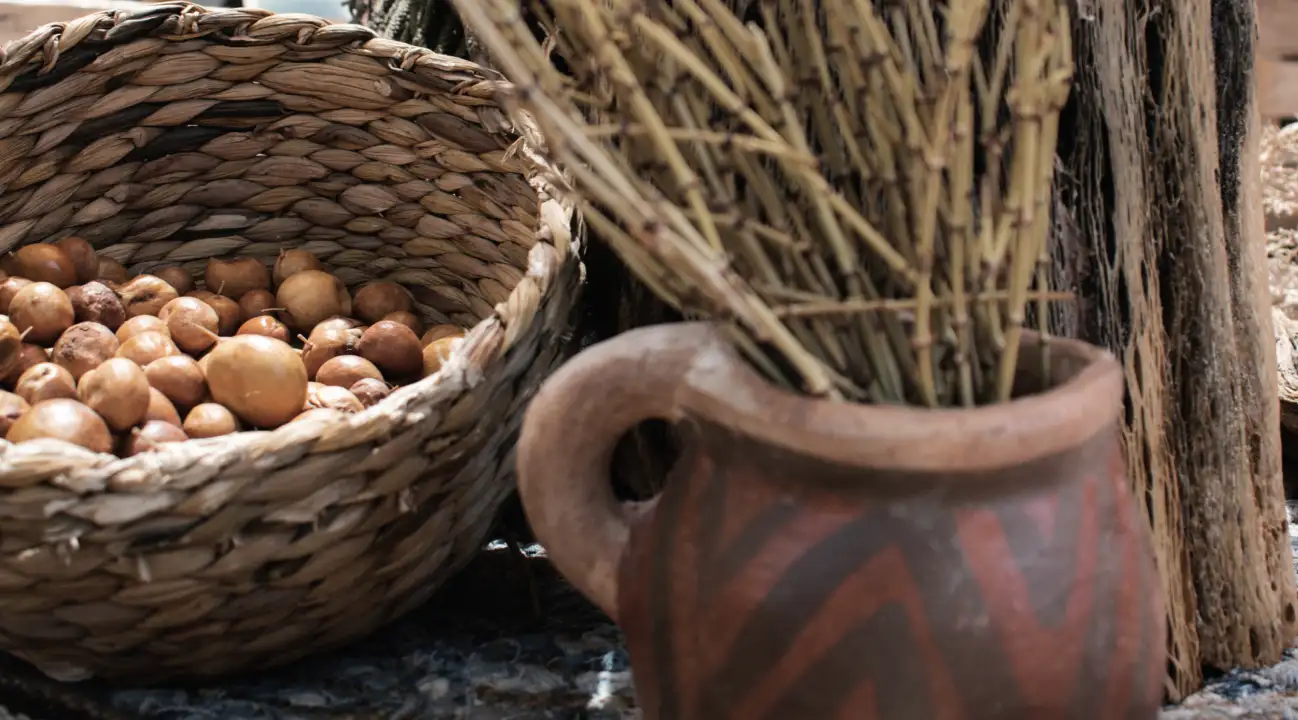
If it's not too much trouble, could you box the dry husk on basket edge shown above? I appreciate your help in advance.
[0,3,583,681]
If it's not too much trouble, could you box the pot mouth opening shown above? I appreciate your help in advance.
[1007,336,1100,400]
[681,331,1124,475]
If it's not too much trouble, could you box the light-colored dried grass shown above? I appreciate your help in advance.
[452,0,1074,407]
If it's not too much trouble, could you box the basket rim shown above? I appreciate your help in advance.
[0,2,579,486]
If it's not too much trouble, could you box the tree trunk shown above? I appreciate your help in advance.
[1055,0,1296,700]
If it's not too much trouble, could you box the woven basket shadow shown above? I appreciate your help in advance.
[0,2,583,682]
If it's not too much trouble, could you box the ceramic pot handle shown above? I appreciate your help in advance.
[516,322,717,620]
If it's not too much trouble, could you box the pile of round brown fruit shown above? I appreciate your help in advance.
[0,238,466,457]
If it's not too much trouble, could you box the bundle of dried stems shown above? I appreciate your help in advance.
[452,0,1073,406]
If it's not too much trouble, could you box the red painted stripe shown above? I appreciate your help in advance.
[954,477,1101,710]
[667,458,709,717]
[836,682,880,720]
[698,508,856,690]
[725,546,966,720]
[711,465,783,553]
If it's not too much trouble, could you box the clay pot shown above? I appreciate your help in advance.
[517,322,1164,719]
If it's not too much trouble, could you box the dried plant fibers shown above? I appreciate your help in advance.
[452,0,1073,406]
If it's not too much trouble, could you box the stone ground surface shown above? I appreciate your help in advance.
[0,531,1292,719]
[1149,503,1298,718]
[0,544,637,720]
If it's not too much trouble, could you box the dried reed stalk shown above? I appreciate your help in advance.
[453,0,1074,406]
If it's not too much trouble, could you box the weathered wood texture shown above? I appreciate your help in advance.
[1054,0,1296,700]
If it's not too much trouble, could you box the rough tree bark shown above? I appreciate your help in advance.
[1054,0,1296,700]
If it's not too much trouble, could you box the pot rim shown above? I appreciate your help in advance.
[678,326,1124,474]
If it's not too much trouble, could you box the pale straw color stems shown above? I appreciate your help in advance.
[452,0,1074,406]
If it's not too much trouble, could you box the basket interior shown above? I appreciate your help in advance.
[0,61,542,330]
[0,11,553,461]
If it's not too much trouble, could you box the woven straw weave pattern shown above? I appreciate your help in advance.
[0,2,582,680]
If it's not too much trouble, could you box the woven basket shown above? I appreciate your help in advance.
[0,3,582,681]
